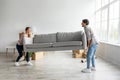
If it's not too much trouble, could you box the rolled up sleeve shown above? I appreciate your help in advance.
[85,28,92,41]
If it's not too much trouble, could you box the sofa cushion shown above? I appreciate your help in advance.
[57,31,83,42]
[53,41,82,47]
[33,33,56,43]
[25,43,53,49]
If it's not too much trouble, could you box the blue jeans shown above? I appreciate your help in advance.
[87,44,98,69]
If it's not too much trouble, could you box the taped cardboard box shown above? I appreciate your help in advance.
[72,50,86,58]
[31,52,45,60]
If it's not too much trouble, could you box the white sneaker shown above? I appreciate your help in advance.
[15,62,20,67]
[91,67,96,71]
[27,62,33,66]
[81,68,91,73]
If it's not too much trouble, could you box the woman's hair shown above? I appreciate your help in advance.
[25,27,31,32]
[82,19,89,25]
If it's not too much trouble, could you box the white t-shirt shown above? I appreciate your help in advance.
[23,34,34,45]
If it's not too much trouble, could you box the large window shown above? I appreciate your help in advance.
[95,11,101,40]
[102,0,109,7]
[95,0,120,44]
[100,8,108,41]
[108,1,119,43]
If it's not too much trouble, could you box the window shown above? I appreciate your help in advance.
[100,8,108,41]
[95,11,101,22]
[102,0,109,7]
[95,0,120,44]
[95,11,101,40]
[109,1,119,19]
[108,20,119,43]
[108,1,119,43]
[110,0,114,2]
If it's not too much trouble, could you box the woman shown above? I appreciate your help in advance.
[15,27,33,66]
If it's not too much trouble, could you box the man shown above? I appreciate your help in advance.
[81,19,98,73]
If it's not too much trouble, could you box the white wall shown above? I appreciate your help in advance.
[96,42,120,67]
[0,0,95,52]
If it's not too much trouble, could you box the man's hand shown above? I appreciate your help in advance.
[84,48,88,53]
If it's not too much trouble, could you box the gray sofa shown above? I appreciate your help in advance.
[24,31,87,52]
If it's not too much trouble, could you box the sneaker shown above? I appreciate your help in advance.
[26,62,33,66]
[81,68,91,73]
[15,62,20,67]
[91,67,96,71]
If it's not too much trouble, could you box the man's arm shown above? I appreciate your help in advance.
[84,39,92,53]
[87,39,92,48]
[84,28,92,52]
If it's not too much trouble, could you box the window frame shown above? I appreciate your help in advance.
[95,0,120,44]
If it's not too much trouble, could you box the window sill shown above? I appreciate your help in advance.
[100,41,120,47]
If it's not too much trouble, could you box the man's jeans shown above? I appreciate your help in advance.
[87,44,98,69]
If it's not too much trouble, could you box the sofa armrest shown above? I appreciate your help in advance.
[81,32,87,49]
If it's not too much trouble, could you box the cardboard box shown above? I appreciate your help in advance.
[72,50,86,58]
[31,52,45,60]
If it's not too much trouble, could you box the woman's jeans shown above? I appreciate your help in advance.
[16,44,30,62]
[87,44,98,69]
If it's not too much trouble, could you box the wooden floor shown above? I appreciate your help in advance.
[0,51,120,80]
